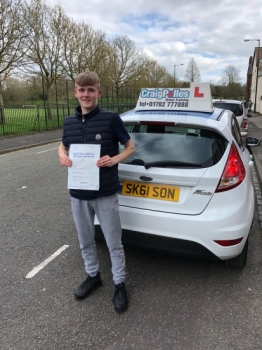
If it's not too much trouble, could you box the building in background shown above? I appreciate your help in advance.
[246,47,262,113]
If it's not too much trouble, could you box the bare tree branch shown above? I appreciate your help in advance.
[220,65,241,85]
[185,58,201,82]
[21,0,69,119]
[60,18,109,81]
[105,35,148,91]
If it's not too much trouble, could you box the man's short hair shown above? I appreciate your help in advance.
[75,72,100,88]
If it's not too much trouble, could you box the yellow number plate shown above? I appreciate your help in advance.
[121,181,180,202]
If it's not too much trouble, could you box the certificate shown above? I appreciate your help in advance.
[68,144,101,190]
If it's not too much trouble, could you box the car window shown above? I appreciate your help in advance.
[231,116,244,148]
[213,102,243,116]
[121,123,228,168]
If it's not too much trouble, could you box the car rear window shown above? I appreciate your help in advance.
[213,102,243,116]
[120,123,228,168]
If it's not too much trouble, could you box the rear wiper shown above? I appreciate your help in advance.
[144,161,202,169]
[128,159,145,166]
[127,159,202,169]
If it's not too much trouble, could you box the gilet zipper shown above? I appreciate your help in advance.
[82,116,86,143]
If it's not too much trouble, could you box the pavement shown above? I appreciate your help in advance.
[248,113,262,183]
[0,128,63,155]
[1,116,262,226]
[246,113,262,228]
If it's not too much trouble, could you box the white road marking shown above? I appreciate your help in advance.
[36,147,58,154]
[26,245,69,279]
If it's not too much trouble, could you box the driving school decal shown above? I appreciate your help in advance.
[135,82,213,112]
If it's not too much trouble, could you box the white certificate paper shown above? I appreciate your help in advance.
[68,144,101,190]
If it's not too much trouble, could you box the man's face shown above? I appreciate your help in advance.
[73,83,102,114]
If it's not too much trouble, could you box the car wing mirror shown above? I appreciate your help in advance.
[245,136,261,147]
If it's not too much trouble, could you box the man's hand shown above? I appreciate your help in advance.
[59,154,72,167]
[97,155,115,168]
[96,139,135,168]
[58,142,72,167]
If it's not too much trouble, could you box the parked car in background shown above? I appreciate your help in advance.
[212,99,248,140]
[95,83,261,269]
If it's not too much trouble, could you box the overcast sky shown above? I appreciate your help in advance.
[46,0,261,85]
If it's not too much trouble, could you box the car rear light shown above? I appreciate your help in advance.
[215,143,245,192]
[214,238,243,246]
[241,119,248,129]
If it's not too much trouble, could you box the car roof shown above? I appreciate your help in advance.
[212,99,243,105]
[121,108,224,121]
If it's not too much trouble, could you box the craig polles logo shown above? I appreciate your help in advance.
[140,88,190,100]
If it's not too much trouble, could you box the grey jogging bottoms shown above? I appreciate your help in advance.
[70,194,126,285]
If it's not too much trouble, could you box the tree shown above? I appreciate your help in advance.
[22,0,68,120]
[60,18,109,81]
[184,58,201,82]
[137,59,173,88]
[220,65,241,85]
[212,82,245,100]
[3,77,22,103]
[105,35,148,105]
[219,65,243,99]
[0,0,26,123]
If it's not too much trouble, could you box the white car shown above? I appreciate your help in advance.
[212,99,248,140]
[95,83,260,268]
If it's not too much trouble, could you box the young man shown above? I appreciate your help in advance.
[58,72,135,312]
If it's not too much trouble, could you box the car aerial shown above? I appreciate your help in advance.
[212,99,249,140]
[95,83,261,268]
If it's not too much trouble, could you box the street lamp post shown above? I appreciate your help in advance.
[174,64,184,88]
[244,38,260,112]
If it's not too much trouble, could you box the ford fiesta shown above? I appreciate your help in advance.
[95,83,260,268]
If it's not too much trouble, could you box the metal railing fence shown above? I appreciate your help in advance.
[0,84,139,137]
[0,79,140,138]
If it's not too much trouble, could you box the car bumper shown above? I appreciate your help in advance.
[96,185,254,261]
[95,225,219,260]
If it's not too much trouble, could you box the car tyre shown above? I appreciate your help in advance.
[224,238,248,269]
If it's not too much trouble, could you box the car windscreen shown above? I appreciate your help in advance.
[120,123,228,168]
[213,102,243,116]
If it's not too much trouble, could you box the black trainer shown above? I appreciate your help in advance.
[74,273,102,300]
[113,282,128,312]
